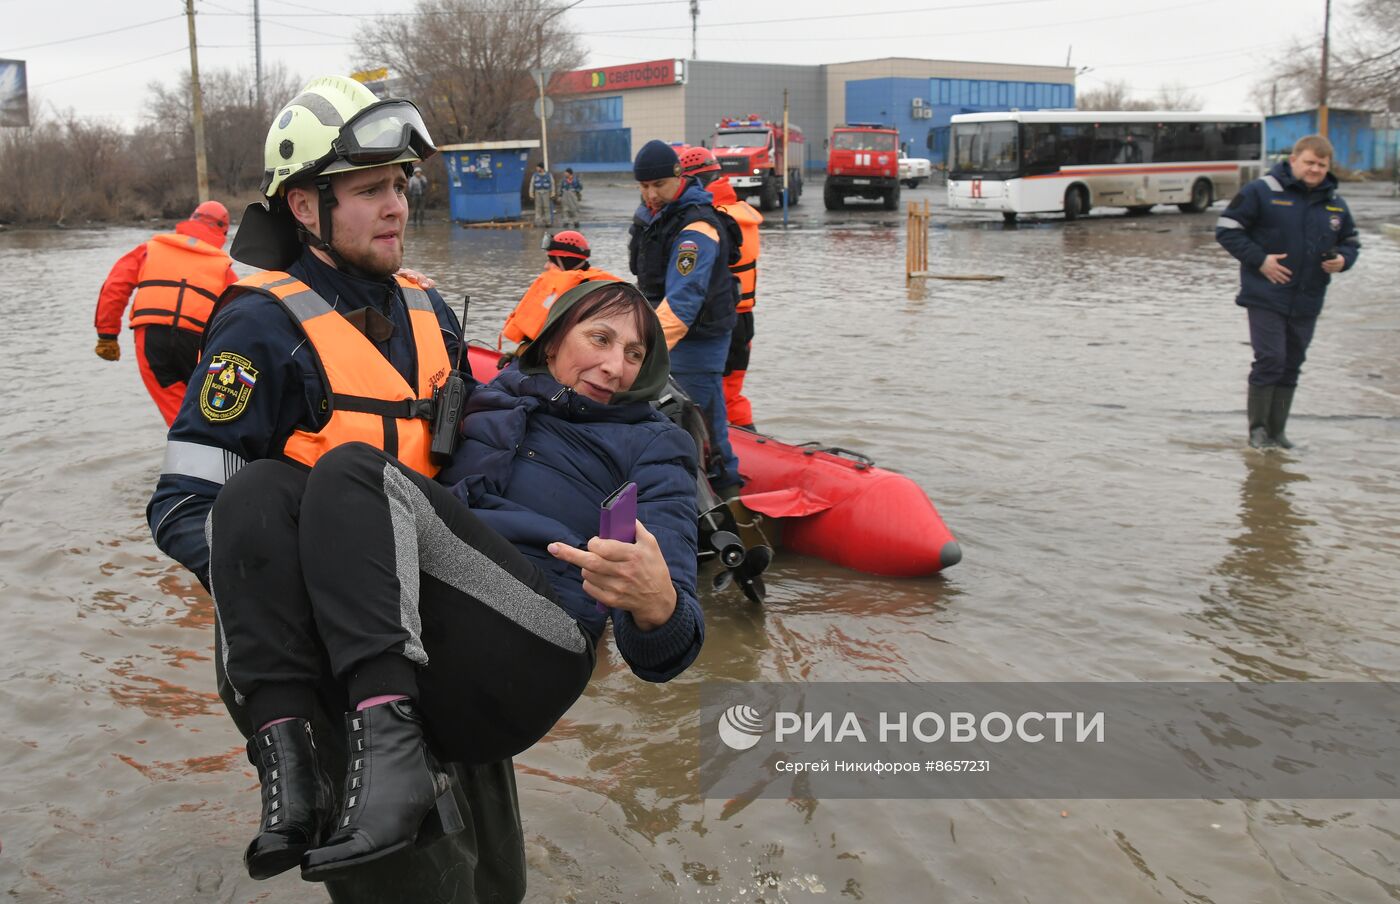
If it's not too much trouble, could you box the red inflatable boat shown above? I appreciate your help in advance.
[466,346,960,577]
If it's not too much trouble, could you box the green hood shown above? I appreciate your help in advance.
[519,279,671,406]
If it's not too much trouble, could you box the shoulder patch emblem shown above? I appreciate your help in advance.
[676,239,699,276]
[1329,213,1342,231]
[199,352,258,423]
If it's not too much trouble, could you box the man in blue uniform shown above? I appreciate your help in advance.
[528,162,554,226]
[147,75,526,901]
[627,139,743,492]
[1216,134,1361,448]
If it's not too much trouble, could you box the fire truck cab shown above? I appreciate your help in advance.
[824,122,901,210]
[710,115,805,211]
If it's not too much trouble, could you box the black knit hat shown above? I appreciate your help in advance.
[633,139,680,181]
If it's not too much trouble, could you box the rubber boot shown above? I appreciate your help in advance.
[301,700,464,881]
[244,718,334,880]
[1247,384,1275,449]
[1268,386,1296,449]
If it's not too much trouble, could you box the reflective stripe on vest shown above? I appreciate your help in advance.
[129,232,230,332]
[232,271,452,477]
[718,201,761,312]
[499,267,621,347]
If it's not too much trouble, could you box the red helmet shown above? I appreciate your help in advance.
[190,200,230,234]
[679,146,720,178]
[546,230,590,260]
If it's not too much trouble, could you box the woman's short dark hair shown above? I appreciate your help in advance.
[521,283,660,370]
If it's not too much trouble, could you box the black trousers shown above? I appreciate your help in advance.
[209,443,595,765]
[1247,306,1318,388]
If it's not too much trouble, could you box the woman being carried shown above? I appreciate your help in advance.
[208,279,701,882]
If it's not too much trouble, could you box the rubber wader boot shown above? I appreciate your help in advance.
[1247,384,1275,449]
[302,700,464,881]
[1268,386,1296,449]
[245,718,334,880]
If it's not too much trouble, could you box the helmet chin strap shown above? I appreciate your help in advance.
[295,175,377,279]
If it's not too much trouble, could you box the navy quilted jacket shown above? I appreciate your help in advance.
[441,364,702,682]
[1215,161,1360,317]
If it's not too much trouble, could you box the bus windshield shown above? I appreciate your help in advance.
[951,122,1020,177]
[714,131,769,148]
[833,131,898,151]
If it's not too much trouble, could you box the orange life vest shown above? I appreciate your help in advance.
[498,265,621,347]
[717,201,762,313]
[231,271,452,477]
[129,232,232,332]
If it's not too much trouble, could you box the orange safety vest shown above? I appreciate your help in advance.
[129,232,231,332]
[717,201,762,313]
[498,266,621,347]
[232,271,452,478]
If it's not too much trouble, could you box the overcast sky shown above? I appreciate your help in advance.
[2,0,1345,128]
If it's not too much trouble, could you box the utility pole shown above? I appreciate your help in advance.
[1318,0,1331,137]
[185,0,209,202]
[781,88,790,226]
[534,1,583,179]
[253,0,264,112]
[690,0,699,60]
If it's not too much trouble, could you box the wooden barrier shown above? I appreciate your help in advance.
[906,199,930,281]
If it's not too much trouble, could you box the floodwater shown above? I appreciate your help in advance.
[3,178,1399,903]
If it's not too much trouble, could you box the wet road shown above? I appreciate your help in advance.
[3,178,1399,902]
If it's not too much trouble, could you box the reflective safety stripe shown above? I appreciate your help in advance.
[1216,216,1245,230]
[1262,175,1284,192]
[680,221,720,242]
[654,301,689,350]
[161,440,247,485]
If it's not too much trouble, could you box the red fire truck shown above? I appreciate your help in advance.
[709,115,805,211]
[824,122,901,210]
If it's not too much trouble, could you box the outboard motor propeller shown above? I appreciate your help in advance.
[657,378,773,604]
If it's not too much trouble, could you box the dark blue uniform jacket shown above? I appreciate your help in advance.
[147,250,462,585]
[437,364,703,683]
[1215,161,1361,317]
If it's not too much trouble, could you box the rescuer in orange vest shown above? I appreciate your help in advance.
[679,146,762,429]
[147,75,527,896]
[498,230,621,352]
[93,201,238,425]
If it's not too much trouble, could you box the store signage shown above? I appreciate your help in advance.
[553,59,684,95]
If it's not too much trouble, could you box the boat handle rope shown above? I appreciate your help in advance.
[795,443,873,470]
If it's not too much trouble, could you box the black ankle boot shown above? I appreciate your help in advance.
[301,700,463,880]
[244,718,334,880]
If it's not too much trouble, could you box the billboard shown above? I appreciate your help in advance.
[1,59,29,127]
[552,59,684,96]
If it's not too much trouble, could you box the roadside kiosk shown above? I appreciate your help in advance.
[440,140,541,223]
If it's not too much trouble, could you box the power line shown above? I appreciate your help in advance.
[0,14,182,53]
[32,46,190,88]
[581,0,1051,34]
[215,0,692,16]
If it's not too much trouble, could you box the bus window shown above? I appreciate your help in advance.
[1058,123,1093,166]
[1092,124,1128,165]
[1219,122,1262,160]
[1157,122,1207,162]
[951,121,1020,175]
[1020,123,1059,173]
[1123,124,1154,163]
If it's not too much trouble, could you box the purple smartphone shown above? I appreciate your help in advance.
[598,482,638,543]
[595,482,637,613]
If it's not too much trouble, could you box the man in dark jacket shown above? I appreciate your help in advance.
[627,139,743,492]
[1216,134,1360,448]
[147,75,526,902]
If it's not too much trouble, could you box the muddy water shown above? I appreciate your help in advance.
[3,180,1399,903]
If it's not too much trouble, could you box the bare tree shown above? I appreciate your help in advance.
[354,0,585,144]
[1077,78,1137,110]
[1336,0,1400,110]
[146,63,302,197]
[1151,82,1204,111]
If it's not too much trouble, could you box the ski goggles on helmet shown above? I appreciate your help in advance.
[327,98,436,169]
